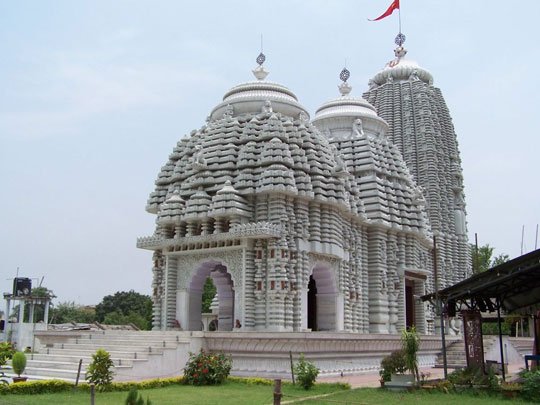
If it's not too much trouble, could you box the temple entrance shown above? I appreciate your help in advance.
[307,276,317,331]
[307,265,338,331]
[186,261,234,331]
[405,279,415,328]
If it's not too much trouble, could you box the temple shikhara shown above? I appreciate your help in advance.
[137,39,470,335]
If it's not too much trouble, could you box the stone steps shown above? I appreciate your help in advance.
[28,353,147,366]
[508,337,534,357]
[434,336,498,368]
[25,330,194,381]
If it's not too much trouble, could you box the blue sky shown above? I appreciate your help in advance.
[1,1,539,305]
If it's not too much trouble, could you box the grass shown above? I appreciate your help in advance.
[297,387,530,404]
[0,383,532,405]
[0,381,347,405]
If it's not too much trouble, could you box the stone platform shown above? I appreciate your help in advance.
[30,330,458,381]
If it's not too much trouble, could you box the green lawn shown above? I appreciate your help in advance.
[297,387,529,404]
[0,381,345,405]
[0,383,530,405]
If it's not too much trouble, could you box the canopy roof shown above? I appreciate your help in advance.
[422,248,540,314]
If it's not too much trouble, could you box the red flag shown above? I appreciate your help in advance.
[369,0,400,21]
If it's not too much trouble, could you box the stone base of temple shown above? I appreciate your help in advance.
[32,330,458,381]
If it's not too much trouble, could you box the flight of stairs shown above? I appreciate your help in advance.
[507,337,534,358]
[3,330,194,382]
[434,335,498,368]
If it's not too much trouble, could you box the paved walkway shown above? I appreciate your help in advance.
[318,363,525,388]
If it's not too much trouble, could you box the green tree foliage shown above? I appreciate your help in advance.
[293,354,319,390]
[51,301,96,324]
[103,311,148,330]
[202,278,216,313]
[11,352,27,376]
[86,348,114,390]
[470,243,510,273]
[0,342,15,367]
[95,290,152,330]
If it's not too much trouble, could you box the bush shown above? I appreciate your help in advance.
[379,350,407,382]
[0,379,73,395]
[0,342,15,367]
[11,352,27,376]
[401,327,420,383]
[447,366,477,386]
[125,387,152,405]
[521,369,540,402]
[86,348,114,390]
[294,354,319,390]
[183,350,231,385]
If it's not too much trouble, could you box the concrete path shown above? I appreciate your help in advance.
[318,363,526,388]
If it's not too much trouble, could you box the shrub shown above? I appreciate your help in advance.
[125,387,152,405]
[294,354,319,390]
[0,379,73,395]
[11,352,27,376]
[183,350,231,385]
[401,326,420,383]
[447,367,476,386]
[521,369,540,402]
[379,350,407,382]
[0,343,15,367]
[86,348,114,390]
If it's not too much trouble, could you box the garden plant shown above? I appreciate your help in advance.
[294,354,319,390]
[182,350,231,385]
[86,348,114,391]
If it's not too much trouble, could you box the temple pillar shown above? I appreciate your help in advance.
[335,293,344,331]
[300,288,308,330]
[176,289,189,331]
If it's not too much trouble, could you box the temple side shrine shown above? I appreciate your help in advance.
[138,40,469,335]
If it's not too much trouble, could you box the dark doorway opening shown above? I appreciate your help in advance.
[308,275,317,331]
[405,279,415,329]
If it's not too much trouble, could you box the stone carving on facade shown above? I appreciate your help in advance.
[192,145,207,171]
[352,118,364,137]
[176,249,244,290]
[223,104,234,118]
[298,111,309,123]
[262,100,273,114]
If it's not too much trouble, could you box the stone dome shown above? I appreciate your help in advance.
[209,66,309,121]
[313,79,388,139]
[369,46,433,87]
[147,66,365,224]
[312,74,431,234]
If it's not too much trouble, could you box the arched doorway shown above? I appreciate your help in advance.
[307,265,338,331]
[186,261,234,331]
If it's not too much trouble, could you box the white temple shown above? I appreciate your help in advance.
[138,42,469,335]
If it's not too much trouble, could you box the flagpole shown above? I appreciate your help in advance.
[398,1,402,34]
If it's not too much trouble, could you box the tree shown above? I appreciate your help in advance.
[202,278,216,313]
[50,301,95,324]
[95,290,152,330]
[471,243,510,273]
